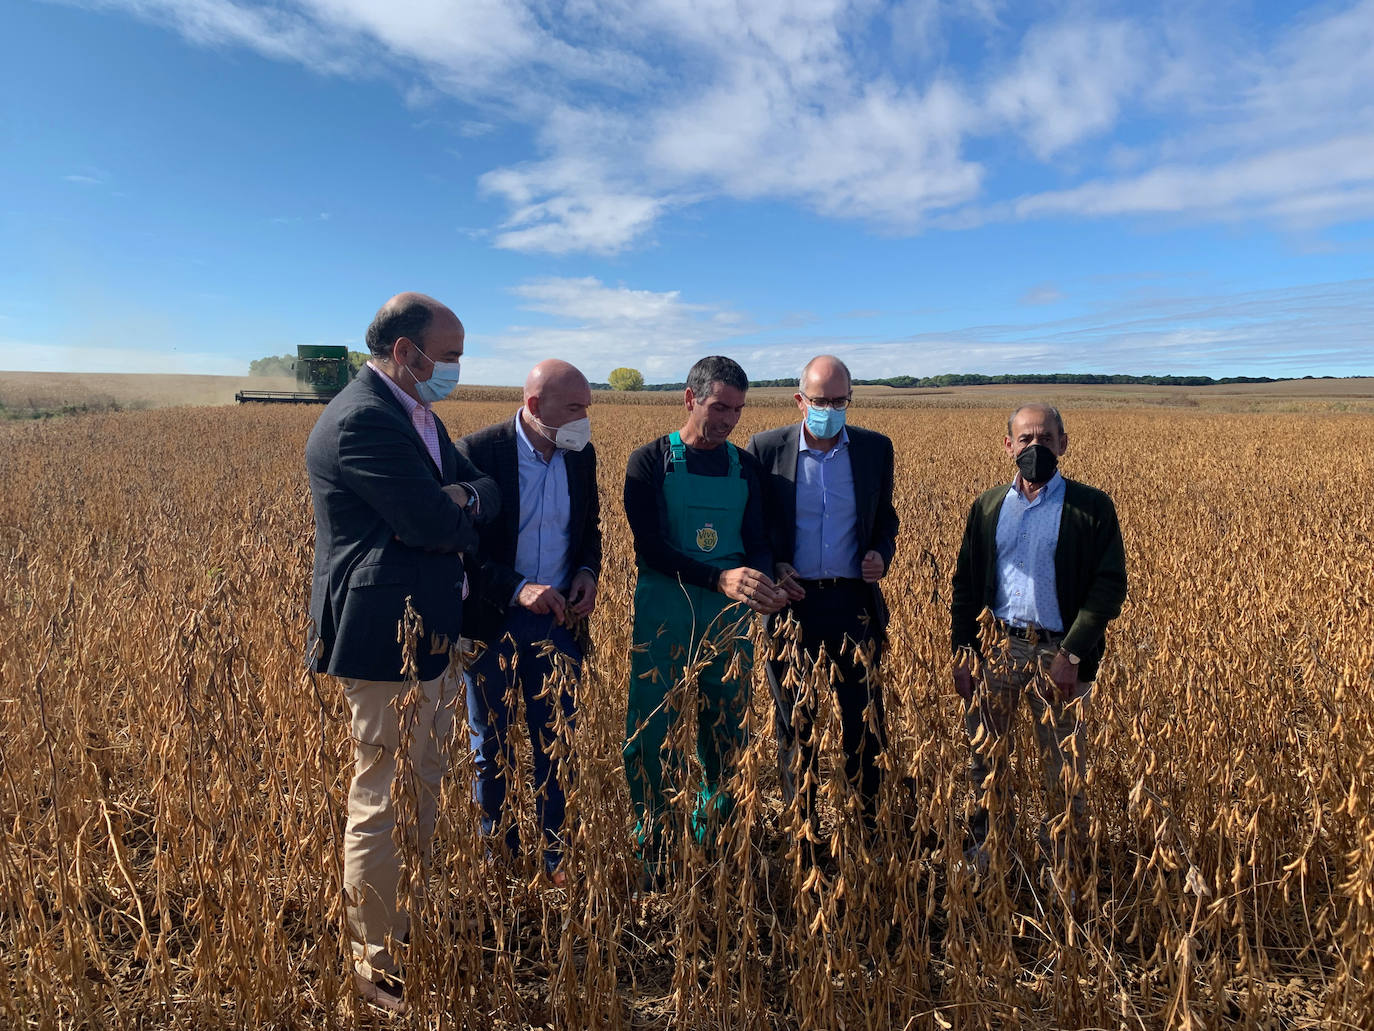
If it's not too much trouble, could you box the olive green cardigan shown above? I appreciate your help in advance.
[950,478,1127,682]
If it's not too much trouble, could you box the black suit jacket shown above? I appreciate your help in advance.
[305,365,500,682]
[746,422,899,633]
[455,415,602,644]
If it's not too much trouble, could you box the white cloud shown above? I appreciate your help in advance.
[484,170,667,255]
[1008,132,1374,225]
[70,0,1374,250]
[470,273,1374,385]
[861,278,1374,378]
[987,19,1145,158]
[1020,283,1064,306]
[468,276,753,383]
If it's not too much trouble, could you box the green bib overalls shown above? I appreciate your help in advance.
[623,432,755,877]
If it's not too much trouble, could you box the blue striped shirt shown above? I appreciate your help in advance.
[792,424,861,580]
[993,471,1066,631]
[511,412,573,600]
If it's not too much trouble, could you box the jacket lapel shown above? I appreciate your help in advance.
[776,427,801,558]
[359,365,444,481]
[496,421,520,532]
[848,431,873,545]
[565,446,588,552]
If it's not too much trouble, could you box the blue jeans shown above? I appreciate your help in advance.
[466,606,581,872]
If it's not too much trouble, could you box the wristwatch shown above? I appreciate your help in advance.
[1060,648,1080,666]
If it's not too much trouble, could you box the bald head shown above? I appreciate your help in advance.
[800,354,852,396]
[524,359,588,403]
[365,292,463,361]
[524,359,591,434]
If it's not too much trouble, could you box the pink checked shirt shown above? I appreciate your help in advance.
[368,361,442,470]
[367,362,468,598]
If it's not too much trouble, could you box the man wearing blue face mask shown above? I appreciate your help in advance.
[455,360,602,888]
[747,355,899,859]
[949,403,1126,895]
[306,292,500,1014]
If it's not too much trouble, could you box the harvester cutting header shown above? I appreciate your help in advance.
[236,345,352,404]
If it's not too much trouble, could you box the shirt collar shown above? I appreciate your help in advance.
[796,422,850,453]
[514,408,537,454]
[368,360,429,415]
[514,408,556,462]
[1008,469,1064,502]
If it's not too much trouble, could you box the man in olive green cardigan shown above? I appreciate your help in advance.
[950,403,1127,877]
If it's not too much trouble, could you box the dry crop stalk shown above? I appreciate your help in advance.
[0,402,1371,1028]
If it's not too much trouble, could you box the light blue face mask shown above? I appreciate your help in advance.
[411,349,461,403]
[805,403,846,440]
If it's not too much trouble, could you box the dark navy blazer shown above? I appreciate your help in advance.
[455,416,602,645]
[306,365,499,682]
[745,421,900,636]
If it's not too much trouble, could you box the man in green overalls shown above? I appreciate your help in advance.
[623,356,788,888]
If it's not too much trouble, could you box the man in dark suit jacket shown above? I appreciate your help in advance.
[306,292,498,1014]
[746,355,899,853]
[455,360,601,886]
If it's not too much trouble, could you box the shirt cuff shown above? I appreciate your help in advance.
[508,578,528,607]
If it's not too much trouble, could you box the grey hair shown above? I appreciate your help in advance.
[1007,403,1066,436]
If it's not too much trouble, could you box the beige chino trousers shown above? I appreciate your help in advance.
[340,667,460,980]
[965,635,1092,860]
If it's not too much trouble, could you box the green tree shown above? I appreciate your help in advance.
[249,354,295,377]
[608,367,645,391]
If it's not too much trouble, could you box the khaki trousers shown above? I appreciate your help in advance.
[964,635,1091,858]
[340,667,459,979]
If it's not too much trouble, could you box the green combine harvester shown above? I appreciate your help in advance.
[235,345,352,404]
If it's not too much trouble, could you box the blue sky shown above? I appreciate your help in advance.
[4,0,1372,384]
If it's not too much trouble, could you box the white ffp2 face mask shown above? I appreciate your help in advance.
[534,415,591,452]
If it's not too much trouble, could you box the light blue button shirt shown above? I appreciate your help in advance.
[792,424,862,580]
[511,412,573,601]
[993,470,1066,631]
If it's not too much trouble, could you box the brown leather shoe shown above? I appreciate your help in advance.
[354,970,407,1015]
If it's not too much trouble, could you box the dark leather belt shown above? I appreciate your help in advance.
[797,577,864,591]
[1000,621,1062,641]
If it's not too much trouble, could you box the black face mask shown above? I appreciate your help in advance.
[1016,443,1058,484]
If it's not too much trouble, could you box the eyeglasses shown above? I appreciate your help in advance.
[802,393,852,411]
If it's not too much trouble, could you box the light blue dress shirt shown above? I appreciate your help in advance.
[792,424,862,580]
[511,412,573,601]
[993,470,1066,631]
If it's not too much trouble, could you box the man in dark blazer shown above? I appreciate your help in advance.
[747,354,899,853]
[950,403,1126,887]
[456,359,601,887]
[306,292,499,1014]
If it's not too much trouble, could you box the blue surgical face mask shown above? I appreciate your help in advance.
[805,403,846,440]
[410,348,461,403]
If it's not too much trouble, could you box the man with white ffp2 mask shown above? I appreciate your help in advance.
[454,360,602,886]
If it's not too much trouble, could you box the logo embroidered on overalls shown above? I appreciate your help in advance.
[696,523,718,552]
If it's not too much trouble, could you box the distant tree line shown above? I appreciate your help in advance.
[588,372,1332,391]
[748,372,1294,388]
[249,354,1344,390]
[250,352,370,377]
